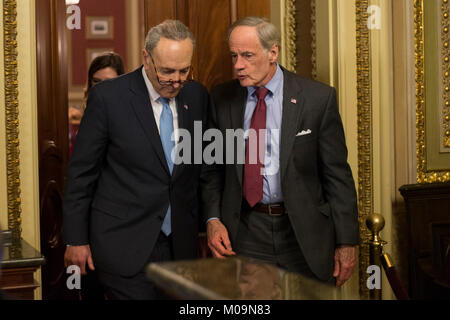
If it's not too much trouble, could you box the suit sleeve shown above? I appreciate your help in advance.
[199,90,225,223]
[318,88,359,245]
[62,86,109,245]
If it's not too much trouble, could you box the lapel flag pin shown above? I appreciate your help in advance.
[291,98,297,104]
[184,105,189,110]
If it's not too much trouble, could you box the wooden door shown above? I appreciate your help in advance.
[143,0,270,255]
[36,0,77,300]
[144,0,270,89]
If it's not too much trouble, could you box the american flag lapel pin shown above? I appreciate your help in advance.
[291,98,297,104]
[184,104,189,110]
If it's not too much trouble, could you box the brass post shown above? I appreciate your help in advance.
[365,213,386,300]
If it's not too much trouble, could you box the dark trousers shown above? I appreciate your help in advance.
[235,204,317,280]
[80,269,105,300]
[97,232,173,300]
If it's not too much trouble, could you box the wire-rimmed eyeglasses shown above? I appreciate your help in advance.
[148,53,194,86]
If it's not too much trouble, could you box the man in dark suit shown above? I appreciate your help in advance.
[63,20,208,299]
[201,16,358,286]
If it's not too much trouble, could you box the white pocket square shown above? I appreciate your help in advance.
[296,129,312,137]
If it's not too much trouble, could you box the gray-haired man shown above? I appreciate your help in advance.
[201,16,359,286]
[63,20,208,299]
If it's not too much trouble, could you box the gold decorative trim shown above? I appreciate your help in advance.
[356,0,372,300]
[3,0,22,242]
[311,0,317,80]
[284,0,297,72]
[416,0,450,183]
[441,0,450,148]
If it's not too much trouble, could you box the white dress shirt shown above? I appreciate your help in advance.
[142,67,179,143]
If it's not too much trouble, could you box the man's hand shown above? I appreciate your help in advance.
[64,245,95,275]
[333,245,356,287]
[206,219,236,258]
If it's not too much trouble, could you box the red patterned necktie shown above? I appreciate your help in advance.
[244,87,269,207]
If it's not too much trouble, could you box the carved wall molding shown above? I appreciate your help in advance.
[284,0,297,72]
[441,0,450,149]
[310,0,317,80]
[416,0,450,183]
[356,0,372,300]
[3,0,22,242]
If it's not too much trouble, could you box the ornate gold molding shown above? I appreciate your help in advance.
[311,0,317,80]
[441,0,450,148]
[416,0,450,183]
[284,0,296,72]
[356,0,372,300]
[3,0,22,241]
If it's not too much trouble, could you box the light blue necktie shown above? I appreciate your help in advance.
[158,97,174,236]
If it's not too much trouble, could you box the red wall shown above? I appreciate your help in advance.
[70,0,127,86]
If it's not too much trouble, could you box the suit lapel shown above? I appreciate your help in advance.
[280,70,305,182]
[230,83,247,186]
[129,67,170,176]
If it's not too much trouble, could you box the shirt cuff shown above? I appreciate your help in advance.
[206,217,220,225]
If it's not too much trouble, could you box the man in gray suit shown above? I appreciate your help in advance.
[200,16,358,286]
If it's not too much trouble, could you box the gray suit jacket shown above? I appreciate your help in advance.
[200,67,359,281]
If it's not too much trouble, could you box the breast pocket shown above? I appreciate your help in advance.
[294,133,316,145]
[293,133,317,164]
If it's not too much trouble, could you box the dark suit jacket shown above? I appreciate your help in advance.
[200,67,359,281]
[63,67,208,277]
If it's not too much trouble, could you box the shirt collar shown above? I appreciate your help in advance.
[247,63,283,98]
[142,67,170,104]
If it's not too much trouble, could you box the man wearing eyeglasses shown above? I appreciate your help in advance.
[63,20,208,299]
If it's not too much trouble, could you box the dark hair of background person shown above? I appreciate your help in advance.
[70,52,125,158]
[85,52,125,98]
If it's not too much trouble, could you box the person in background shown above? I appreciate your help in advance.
[68,53,125,300]
[69,52,125,157]
[68,105,83,156]
[84,52,125,103]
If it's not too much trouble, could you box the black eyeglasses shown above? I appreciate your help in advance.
[148,53,194,86]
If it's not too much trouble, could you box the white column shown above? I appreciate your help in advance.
[16,0,42,300]
[368,0,395,300]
